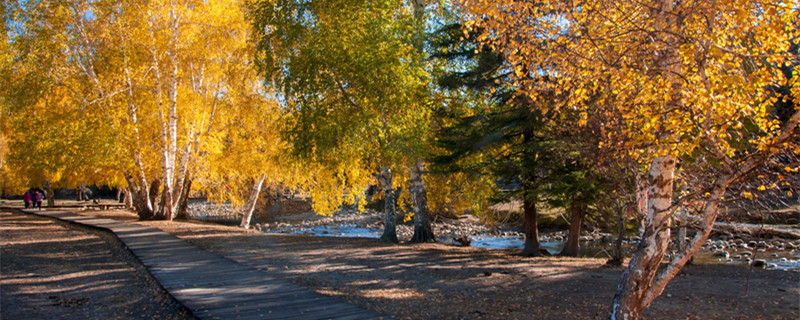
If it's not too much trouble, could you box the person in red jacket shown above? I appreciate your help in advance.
[22,191,32,209]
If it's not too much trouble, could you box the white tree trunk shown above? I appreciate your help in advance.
[123,188,133,209]
[240,173,267,229]
[409,159,435,243]
[150,40,170,219]
[160,4,181,221]
[638,110,800,317]
[643,180,729,304]
[611,0,682,317]
[611,155,676,319]
[134,153,153,214]
[170,137,192,219]
[378,167,398,243]
[122,14,152,219]
[158,107,174,220]
[123,170,153,220]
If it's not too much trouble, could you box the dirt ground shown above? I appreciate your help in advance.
[67,208,800,319]
[2,206,798,319]
[0,209,195,320]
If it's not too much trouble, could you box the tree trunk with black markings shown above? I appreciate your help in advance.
[378,167,398,243]
[409,160,435,243]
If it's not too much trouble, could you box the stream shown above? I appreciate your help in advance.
[186,202,800,271]
[264,222,800,271]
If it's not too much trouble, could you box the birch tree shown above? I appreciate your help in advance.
[1,0,123,203]
[459,0,799,318]
[108,0,276,220]
[251,0,432,242]
[3,0,287,222]
[192,51,293,229]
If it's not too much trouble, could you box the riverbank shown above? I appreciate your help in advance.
[185,202,800,271]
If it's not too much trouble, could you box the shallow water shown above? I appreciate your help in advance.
[693,246,800,271]
[264,223,800,271]
[267,224,383,238]
[469,235,568,255]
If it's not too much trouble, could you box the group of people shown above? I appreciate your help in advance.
[22,190,44,209]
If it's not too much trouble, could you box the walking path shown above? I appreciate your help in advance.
[21,209,389,320]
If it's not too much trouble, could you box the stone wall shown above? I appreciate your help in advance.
[251,194,313,223]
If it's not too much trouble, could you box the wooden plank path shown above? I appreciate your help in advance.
[21,209,390,320]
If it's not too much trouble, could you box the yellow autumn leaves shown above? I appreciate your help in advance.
[459,0,799,167]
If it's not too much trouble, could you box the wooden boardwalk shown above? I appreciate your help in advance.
[22,209,390,320]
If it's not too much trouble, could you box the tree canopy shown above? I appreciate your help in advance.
[1,1,798,318]
[459,0,799,317]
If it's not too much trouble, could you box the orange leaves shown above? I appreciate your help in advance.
[459,0,799,168]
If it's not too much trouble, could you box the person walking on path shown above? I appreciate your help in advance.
[22,191,32,209]
[34,191,43,210]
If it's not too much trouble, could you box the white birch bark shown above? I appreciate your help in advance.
[170,134,193,219]
[378,167,398,243]
[240,173,268,229]
[123,170,153,219]
[409,159,435,243]
[610,0,682,317]
[611,155,677,319]
[124,188,133,209]
[120,21,153,217]
[160,4,182,220]
[146,7,167,218]
[632,108,800,314]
